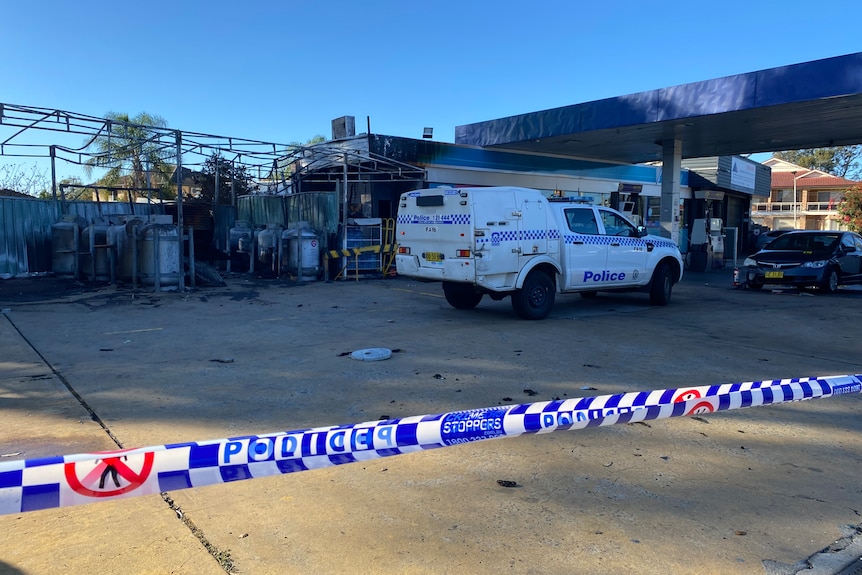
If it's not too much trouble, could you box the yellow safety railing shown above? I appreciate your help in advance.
[325,219,397,280]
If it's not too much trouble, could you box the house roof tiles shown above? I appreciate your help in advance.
[771,172,858,189]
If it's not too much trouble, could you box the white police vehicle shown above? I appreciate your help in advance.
[395,186,684,320]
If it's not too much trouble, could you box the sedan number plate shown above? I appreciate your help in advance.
[424,252,444,262]
[765,271,784,279]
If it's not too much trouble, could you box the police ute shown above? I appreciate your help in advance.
[395,186,684,320]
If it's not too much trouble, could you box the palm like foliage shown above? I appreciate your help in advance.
[84,112,174,196]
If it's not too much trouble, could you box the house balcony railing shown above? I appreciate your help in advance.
[751,202,800,212]
[806,202,840,212]
[751,202,838,213]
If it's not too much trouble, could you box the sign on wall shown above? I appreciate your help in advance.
[731,157,756,190]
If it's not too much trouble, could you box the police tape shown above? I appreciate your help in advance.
[1,374,860,515]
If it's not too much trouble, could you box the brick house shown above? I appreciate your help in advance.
[752,158,858,231]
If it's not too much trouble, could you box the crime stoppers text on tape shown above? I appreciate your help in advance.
[1,374,860,515]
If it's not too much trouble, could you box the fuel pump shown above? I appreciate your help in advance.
[709,217,725,268]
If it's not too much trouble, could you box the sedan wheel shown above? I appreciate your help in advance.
[820,268,839,294]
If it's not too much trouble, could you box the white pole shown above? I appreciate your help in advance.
[792,171,798,229]
[793,172,799,230]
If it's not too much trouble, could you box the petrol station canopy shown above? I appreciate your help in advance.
[455,52,862,164]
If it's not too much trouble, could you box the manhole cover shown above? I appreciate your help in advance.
[350,348,392,361]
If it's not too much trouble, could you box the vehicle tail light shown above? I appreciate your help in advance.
[398,246,411,255]
[456,249,471,257]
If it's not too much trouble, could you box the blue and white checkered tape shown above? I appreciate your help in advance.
[1,374,859,515]
[475,230,553,245]
[396,219,677,252]
[469,231,677,250]
[562,234,677,249]
[397,214,471,225]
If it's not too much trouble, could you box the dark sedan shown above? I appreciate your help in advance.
[743,230,862,293]
[753,228,791,252]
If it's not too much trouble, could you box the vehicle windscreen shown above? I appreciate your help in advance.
[767,233,839,251]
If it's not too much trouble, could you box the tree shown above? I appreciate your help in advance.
[294,135,326,146]
[0,162,49,196]
[84,112,175,198]
[197,153,254,205]
[270,135,328,181]
[837,187,862,232]
[38,176,86,200]
[773,146,862,179]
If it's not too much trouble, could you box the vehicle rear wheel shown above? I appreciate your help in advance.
[511,271,555,320]
[649,262,673,306]
[443,282,484,309]
[820,267,839,294]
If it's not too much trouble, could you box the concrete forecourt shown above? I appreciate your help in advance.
[0,270,861,574]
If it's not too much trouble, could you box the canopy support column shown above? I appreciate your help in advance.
[660,138,682,244]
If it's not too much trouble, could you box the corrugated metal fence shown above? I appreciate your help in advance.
[287,192,339,237]
[1,194,338,278]
[236,192,338,233]
[0,197,56,277]
[0,197,162,278]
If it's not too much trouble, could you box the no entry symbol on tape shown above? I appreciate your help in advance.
[64,450,155,498]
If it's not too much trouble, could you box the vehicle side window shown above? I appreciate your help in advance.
[566,209,599,234]
[855,237,862,251]
[599,210,637,237]
[814,236,834,250]
[841,235,856,249]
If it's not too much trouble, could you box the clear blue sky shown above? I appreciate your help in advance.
[2,0,862,180]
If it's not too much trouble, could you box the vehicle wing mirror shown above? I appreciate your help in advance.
[637,225,648,238]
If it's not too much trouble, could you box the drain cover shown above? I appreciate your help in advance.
[350,348,392,361]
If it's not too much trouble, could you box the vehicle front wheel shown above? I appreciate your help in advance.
[649,262,673,306]
[443,282,484,309]
[820,267,839,294]
[511,271,555,320]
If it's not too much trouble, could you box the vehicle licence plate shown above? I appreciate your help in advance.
[765,271,784,279]
[424,252,444,262]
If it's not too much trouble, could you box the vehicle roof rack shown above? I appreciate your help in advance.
[548,196,593,204]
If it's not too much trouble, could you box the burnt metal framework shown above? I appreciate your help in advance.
[0,103,299,203]
[0,103,426,215]
[0,102,428,278]
[280,139,426,228]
